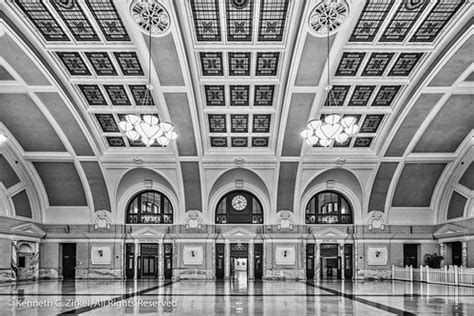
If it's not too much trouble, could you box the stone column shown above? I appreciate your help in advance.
[339,243,345,280]
[224,241,230,279]
[315,242,321,281]
[11,240,17,281]
[248,242,254,280]
[134,240,139,279]
[158,242,164,280]
[439,243,446,266]
[462,241,468,268]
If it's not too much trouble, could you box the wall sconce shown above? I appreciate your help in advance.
[375,250,381,258]
[191,250,195,257]
[98,249,104,257]
[283,250,288,257]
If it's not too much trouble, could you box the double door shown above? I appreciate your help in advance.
[126,243,173,279]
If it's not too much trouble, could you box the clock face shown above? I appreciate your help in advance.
[231,195,247,211]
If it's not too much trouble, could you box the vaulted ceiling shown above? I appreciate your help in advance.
[0,0,472,225]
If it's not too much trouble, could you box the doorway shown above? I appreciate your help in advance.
[451,242,462,266]
[403,244,418,267]
[125,244,135,279]
[164,243,173,279]
[320,244,340,280]
[306,244,315,279]
[140,244,158,278]
[231,243,248,281]
[216,243,225,280]
[254,243,263,280]
[62,243,76,280]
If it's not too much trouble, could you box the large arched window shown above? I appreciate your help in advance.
[305,191,352,224]
[215,190,263,224]
[126,190,173,224]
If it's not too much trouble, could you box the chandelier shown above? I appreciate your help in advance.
[301,2,358,147]
[118,20,177,147]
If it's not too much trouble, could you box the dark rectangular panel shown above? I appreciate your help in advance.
[190,0,221,42]
[392,163,446,207]
[104,85,131,105]
[15,0,70,41]
[205,85,226,106]
[258,0,289,42]
[33,162,87,206]
[226,0,254,42]
[0,155,20,188]
[325,85,350,107]
[209,114,227,133]
[85,0,130,41]
[277,162,298,211]
[56,52,91,76]
[379,0,429,42]
[256,52,279,76]
[230,85,250,106]
[85,52,118,76]
[231,114,249,133]
[106,136,126,147]
[113,52,144,76]
[12,190,32,218]
[447,191,467,219]
[78,85,108,106]
[349,0,395,42]
[231,137,248,147]
[362,53,394,76]
[282,93,314,156]
[50,0,99,41]
[354,137,373,147]
[388,53,423,76]
[210,136,227,147]
[368,162,398,212]
[254,85,275,106]
[360,114,385,133]
[348,86,375,106]
[253,114,271,133]
[252,137,269,147]
[37,92,95,156]
[95,113,119,132]
[228,52,251,76]
[410,0,465,42]
[372,85,401,107]
[180,162,202,211]
[200,52,224,76]
[165,93,198,156]
[129,85,155,106]
[81,161,111,211]
[335,52,366,76]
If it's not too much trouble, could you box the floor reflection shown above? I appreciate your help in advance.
[1,280,474,315]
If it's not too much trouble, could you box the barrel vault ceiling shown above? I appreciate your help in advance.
[0,0,472,223]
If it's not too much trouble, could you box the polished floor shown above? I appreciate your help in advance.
[0,275,473,315]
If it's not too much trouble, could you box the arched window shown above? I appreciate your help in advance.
[305,191,352,224]
[215,190,263,224]
[126,190,173,224]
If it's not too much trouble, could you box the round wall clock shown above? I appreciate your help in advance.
[231,195,247,211]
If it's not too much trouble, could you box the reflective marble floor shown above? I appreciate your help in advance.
[0,276,473,315]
